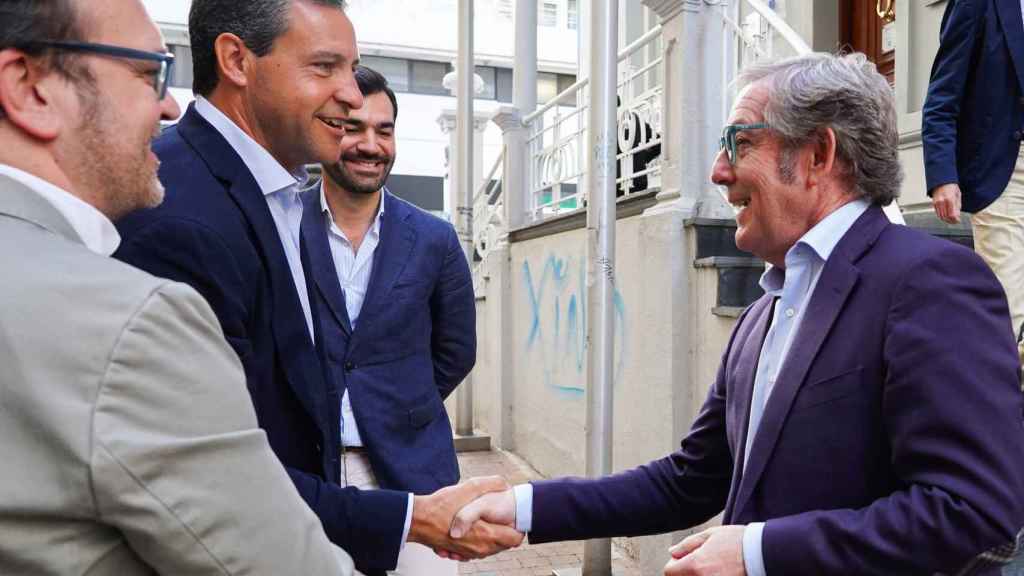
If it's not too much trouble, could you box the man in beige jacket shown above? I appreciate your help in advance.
[0,0,355,573]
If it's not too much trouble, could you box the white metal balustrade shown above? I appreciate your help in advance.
[471,145,506,270]
[522,24,664,223]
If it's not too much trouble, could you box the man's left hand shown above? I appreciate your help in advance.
[663,525,747,576]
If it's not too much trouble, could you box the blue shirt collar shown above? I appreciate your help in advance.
[759,198,871,294]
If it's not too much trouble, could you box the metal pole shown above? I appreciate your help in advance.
[513,0,537,113]
[455,0,475,437]
[583,0,618,573]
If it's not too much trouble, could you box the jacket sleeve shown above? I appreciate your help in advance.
[90,282,354,575]
[115,217,409,572]
[921,0,986,193]
[761,246,1024,575]
[429,223,476,400]
[527,307,755,543]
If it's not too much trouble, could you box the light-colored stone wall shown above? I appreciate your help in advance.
[466,205,744,573]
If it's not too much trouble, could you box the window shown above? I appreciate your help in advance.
[360,55,409,92]
[496,68,514,103]
[540,1,558,27]
[410,60,451,96]
[557,73,577,94]
[568,0,578,30]
[475,66,496,100]
[168,44,193,90]
[537,72,559,104]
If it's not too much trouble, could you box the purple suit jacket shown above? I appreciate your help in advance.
[530,206,1024,574]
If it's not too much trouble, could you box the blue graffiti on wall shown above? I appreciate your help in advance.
[522,254,627,396]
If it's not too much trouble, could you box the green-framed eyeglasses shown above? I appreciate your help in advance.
[719,123,769,165]
[28,40,175,100]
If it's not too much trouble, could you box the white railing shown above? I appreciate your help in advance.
[523,25,664,223]
[718,0,811,115]
[472,145,506,271]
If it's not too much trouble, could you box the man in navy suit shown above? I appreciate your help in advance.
[451,53,1024,575]
[923,0,1024,357]
[301,65,476,576]
[113,0,520,573]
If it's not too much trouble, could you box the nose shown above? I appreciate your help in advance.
[336,68,364,115]
[710,148,734,186]
[160,92,181,122]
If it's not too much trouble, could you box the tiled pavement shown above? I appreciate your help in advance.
[456,450,641,576]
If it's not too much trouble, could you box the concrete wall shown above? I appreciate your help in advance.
[468,205,742,572]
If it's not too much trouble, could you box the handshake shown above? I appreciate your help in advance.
[408,476,523,561]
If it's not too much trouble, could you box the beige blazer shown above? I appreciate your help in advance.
[0,174,354,575]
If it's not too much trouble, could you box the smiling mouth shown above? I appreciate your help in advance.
[730,198,751,210]
[318,117,346,130]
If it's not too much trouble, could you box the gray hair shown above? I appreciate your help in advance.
[189,0,347,96]
[738,52,902,206]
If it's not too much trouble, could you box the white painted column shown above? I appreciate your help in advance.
[643,0,731,219]
[438,108,491,223]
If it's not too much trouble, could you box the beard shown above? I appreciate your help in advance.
[67,86,164,220]
[323,152,395,196]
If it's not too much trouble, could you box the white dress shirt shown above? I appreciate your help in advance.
[512,199,873,576]
[0,164,120,256]
[193,96,315,342]
[319,182,385,448]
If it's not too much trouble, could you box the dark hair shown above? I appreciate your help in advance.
[189,0,346,96]
[354,64,398,120]
[0,0,91,119]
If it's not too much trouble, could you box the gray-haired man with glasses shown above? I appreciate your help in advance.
[0,1,354,573]
[448,52,1024,576]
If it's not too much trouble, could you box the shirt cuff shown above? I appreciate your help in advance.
[742,522,767,576]
[400,493,414,549]
[512,483,533,533]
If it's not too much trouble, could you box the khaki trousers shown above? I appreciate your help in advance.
[343,452,459,576]
[972,150,1024,363]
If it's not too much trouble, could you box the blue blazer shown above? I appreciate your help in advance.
[528,207,1024,574]
[300,187,475,494]
[923,0,1024,213]
[114,104,408,574]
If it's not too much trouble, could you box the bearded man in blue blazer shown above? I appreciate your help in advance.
[452,53,1024,576]
[300,65,476,576]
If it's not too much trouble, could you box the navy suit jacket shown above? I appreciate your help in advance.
[529,207,1024,574]
[922,0,1024,213]
[114,104,408,574]
[300,187,474,493]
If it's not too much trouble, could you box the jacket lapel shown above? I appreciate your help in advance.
[723,294,776,521]
[348,191,416,351]
[996,0,1024,95]
[730,207,888,518]
[300,186,353,336]
[177,105,326,430]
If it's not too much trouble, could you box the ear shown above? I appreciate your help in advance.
[213,33,252,89]
[805,126,838,189]
[0,49,63,140]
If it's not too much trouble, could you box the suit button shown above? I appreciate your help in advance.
[344,361,355,372]
[315,443,322,453]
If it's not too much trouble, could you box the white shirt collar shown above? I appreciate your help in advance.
[0,164,120,256]
[319,181,386,236]
[193,96,307,195]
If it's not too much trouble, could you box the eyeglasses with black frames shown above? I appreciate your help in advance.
[719,123,769,165]
[28,40,175,100]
